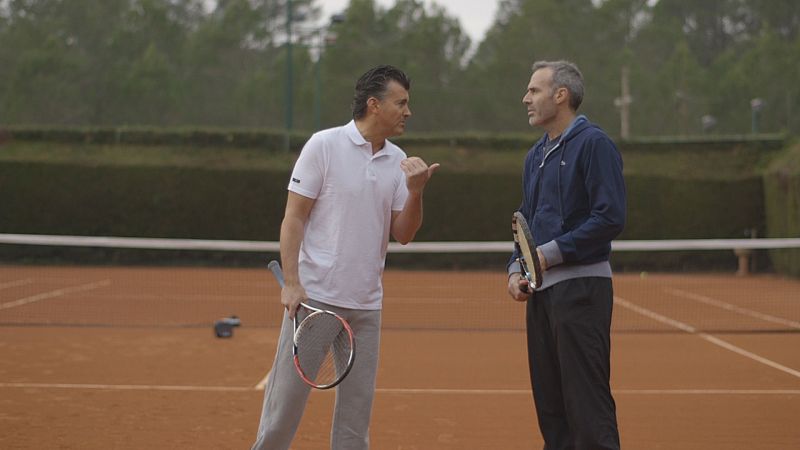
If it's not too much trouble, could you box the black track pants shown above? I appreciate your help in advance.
[526,277,620,450]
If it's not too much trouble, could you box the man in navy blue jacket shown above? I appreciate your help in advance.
[507,60,625,449]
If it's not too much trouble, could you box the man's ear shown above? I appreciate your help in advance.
[367,96,380,114]
[554,87,569,106]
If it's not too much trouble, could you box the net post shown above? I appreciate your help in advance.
[734,228,758,277]
[734,248,752,276]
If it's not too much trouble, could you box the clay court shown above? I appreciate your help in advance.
[1,266,799,449]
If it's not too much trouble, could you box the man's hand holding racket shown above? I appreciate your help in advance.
[508,248,547,300]
[280,279,306,320]
[268,260,356,390]
[509,272,530,301]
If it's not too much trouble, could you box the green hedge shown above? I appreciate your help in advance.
[1,163,765,241]
[1,126,308,150]
[763,143,800,277]
[0,160,773,271]
[2,125,785,153]
[0,129,792,272]
[0,162,288,239]
[0,163,520,241]
[623,175,765,239]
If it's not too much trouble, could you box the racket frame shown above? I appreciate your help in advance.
[267,260,356,390]
[291,302,355,389]
[512,211,543,292]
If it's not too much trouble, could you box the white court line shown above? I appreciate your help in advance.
[666,288,800,330]
[375,388,800,395]
[0,280,110,310]
[615,296,800,379]
[611,389,800,395]
[1,382,798,395]
[254,371,270,390]
[0,382,250,392]
[0,279,34,290]
[374,388,800,395]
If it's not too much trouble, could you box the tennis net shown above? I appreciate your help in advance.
[0,234,798,333]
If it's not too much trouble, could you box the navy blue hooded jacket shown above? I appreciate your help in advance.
[509,115,626,285]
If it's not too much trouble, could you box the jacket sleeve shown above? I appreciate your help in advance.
[554,136,626,262]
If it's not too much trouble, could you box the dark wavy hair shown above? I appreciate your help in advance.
[352,65,411,120]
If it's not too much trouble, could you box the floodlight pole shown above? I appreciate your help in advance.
[285,0,293,151]
[313,14,344,132]
[619,66,631,140]
[750,98,764,134]
[313,39,322,131]
[614,65,632,140]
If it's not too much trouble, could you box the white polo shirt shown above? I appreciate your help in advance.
[288,120,409,310]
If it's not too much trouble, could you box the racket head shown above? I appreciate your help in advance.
[267,261,356,390]
[512,212,543,290]
[292,303,356,390]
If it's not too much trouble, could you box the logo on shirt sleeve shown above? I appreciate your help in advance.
[292,177,301,183]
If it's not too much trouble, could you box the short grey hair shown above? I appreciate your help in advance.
[531,60,584,111]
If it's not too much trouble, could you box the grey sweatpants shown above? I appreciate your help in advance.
[251,300,381,450]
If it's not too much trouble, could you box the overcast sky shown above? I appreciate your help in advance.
[201,1,499,45]
[318,0,499,45]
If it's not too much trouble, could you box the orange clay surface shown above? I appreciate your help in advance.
[1,266,798,449]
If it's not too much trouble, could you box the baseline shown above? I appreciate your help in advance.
[3,382,798,396]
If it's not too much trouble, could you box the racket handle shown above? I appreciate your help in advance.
[268,260,285,288]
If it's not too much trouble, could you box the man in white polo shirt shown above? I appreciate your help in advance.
[252,65,439,450]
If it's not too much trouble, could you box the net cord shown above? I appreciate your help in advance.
[2,233,799,253]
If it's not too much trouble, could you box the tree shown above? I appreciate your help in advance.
[317,0,469,132]
[464,0,604,133]
[710,29,800,134]
[0,0,796,136]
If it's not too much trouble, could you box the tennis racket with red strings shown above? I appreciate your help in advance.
[268,260,356,390]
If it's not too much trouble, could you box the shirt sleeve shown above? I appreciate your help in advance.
[391,152,409,211]
[392,175,409,211]
[288,134,325,199]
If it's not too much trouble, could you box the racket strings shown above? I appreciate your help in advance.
[294,313,353,386]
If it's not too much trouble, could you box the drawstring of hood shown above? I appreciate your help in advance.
[533,115,588,228]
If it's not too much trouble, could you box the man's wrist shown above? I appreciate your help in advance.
[536,248,548,271]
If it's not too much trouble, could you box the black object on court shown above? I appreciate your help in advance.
[214,315,241,338]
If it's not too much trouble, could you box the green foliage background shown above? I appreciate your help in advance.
[763,143,800,277]
[1,0,798,273]
[1,0,799,136]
